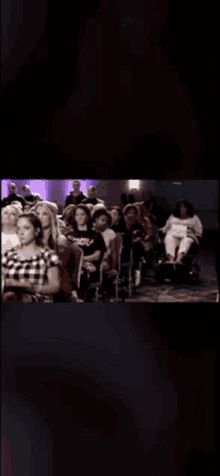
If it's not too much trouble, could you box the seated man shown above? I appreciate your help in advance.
[1,183,25,209]
[22,185,37,203]
[64,180,86,207]
[82,186,105,206]
[159,200,203,264]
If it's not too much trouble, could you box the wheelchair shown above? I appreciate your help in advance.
[154,231,200,284]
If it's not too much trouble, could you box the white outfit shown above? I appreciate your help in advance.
[161,214,203,258]
[1,232,20,255]
[101,228,116,249]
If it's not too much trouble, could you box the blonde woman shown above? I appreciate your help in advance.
[32,201,83,301]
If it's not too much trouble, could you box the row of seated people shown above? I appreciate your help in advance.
[1,199,203,302]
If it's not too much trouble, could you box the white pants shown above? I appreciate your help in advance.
[164,234,194,258]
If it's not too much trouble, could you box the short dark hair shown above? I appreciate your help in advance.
[73,204,92,231]
[173,200,194,218]
[17,212,44,246]
[92,208,112,227]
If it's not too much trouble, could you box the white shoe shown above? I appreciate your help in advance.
[134,270,141,287]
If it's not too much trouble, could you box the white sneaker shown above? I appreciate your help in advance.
[134,270,141,287]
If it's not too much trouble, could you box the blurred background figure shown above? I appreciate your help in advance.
[22,185,37,203]
[1,205,22,255]
[120,193,128,210]
[128,194,135,204]
[82,186,105,206]
[1,183,25,209]
[64,180,86,207]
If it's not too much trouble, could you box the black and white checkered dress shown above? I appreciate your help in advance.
[2,246,60,302]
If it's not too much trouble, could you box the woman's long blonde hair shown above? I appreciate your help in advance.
[31,201,66,252]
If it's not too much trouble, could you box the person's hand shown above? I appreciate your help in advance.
[187,226,195,237]
[19,279,35,292]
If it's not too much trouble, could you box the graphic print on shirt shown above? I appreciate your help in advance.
[68,237,95,247]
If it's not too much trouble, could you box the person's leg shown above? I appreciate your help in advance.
[175,237,194,263]
[164,235,179,262]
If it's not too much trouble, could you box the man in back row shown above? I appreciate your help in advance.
[82,186,105,206]
[1,183,25,208]
[64,180,87,207]
[22,185,37,203]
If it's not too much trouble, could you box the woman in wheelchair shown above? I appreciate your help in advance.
[158,200,203,265]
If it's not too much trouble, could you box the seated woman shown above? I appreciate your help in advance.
[32,201,83,302]
[109,206,133,265]
[64,204,106,301]
[1,205,21,255]
[92,208,117,272]
[61,204,76,233]
[159,199,203,264]
[123,204,147,286]
[139,201,158,254]
[2,212,60,303]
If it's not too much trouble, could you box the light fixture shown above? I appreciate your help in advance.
[128,180,140,190]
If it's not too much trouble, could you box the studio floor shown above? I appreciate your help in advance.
[123,247,219,302]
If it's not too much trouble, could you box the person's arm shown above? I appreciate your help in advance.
[19,267,60,294]
[192,215,203,238]
[159,215,173,234]
[83,250,101,262]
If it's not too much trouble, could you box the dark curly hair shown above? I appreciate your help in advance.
[173,199,194,218]
[72,204,92,231]
[17,212,44,246]
[92,208,112,227]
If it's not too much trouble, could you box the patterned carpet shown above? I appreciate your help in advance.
[123,249,219,302]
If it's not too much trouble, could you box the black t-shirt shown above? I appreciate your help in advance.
[1,193,25,208]
[66,229,106,266]
[82,197,103,205]
[24,194,36,203]
[65,192,86,207]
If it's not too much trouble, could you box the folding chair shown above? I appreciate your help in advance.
[83,258,104,302]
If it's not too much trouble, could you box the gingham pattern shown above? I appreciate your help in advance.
[2,247,59,286]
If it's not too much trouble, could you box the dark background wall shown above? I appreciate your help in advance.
[1,0,219,178]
